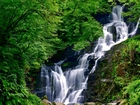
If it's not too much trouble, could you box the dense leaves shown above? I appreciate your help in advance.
[0,0,110,104]
[123,80,140,105]
[58,0,111,50]
[124,1,140,21]
[0,0,62,104]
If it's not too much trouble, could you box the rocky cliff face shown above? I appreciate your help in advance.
[86,35,140,103]
[33,35,140,104]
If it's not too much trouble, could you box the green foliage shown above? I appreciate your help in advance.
[114,77,125,87]
[119,0,139,4]
[125,36,140,67]
[0,0,64,69]
[113,36,140,103]
[58,0,111,50]
[0,0,62,104]
[108,0,139,6]
[123,79,140,105]
[120,0,140,21]
[107,0,140,21]
[0,74,42,105]
[0,0,111,104]
[90,34,140,103]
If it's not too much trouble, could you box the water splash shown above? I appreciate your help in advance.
[36,5,139,104]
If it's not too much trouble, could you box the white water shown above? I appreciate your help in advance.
[38,6,139,104]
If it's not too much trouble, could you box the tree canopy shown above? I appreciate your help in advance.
[0,0,63,104]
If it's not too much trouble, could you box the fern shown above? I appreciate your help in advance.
[123,79,140,105]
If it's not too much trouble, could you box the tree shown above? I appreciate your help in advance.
[0,0,63,104]
[123,1,140,21]
[57,0,111,50]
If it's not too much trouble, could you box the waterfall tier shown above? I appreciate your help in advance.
[35,5,139,105]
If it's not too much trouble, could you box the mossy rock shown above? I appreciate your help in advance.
[54,102,65,105]
[86,35,140,103]
[41,95,52,105]
[42,99,52,105]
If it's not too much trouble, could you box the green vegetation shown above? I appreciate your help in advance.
[0,0,140,104]
[57,0,110,50]
[123,79,140,105]
[0,0,61,104]
[0,0,110,104]
[86,35,140,104]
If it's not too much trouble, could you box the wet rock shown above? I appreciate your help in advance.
[74,103,81,105]
[117,99,127,105]
[107,103,117,105]
[41,95,52,105]
[53,102,65,105]
[86,43,126,102]
[100,79,113,82]
[95,102,102,105]
[84,102,96,105]
[84,102,103,105]
[42,99,52,105]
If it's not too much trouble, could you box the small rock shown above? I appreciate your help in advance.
[95,102,102,105]
[42,99,52,105]
[107,103,117,105]
[54,102,65,105]
[101,79,113,82]
[117,99,127,105]
[42,95,52,105]
[84,102,96,105]
[74,103,81,105]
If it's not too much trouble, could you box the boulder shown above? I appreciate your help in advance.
[84,102,96,105]
[107,103,117,105]
[74,103,81,105]
[41,95,52,105]
[42,99,52,105]
[53,102,65,105]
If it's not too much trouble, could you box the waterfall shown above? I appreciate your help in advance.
[35,5,139,104]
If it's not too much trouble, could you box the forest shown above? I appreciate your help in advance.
[0,0,140,105]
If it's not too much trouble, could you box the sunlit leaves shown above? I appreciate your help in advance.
[73,41,90,50]
[58,0,109,50]
[0,0,63,69]
[123,79,140,105]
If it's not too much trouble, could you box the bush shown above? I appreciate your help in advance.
[123,79,140,105]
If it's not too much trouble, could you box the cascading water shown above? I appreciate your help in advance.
[35,5,139,104]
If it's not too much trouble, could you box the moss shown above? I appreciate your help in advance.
[86,35,140,103]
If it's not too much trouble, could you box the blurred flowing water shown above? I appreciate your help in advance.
[35,5,139,104]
